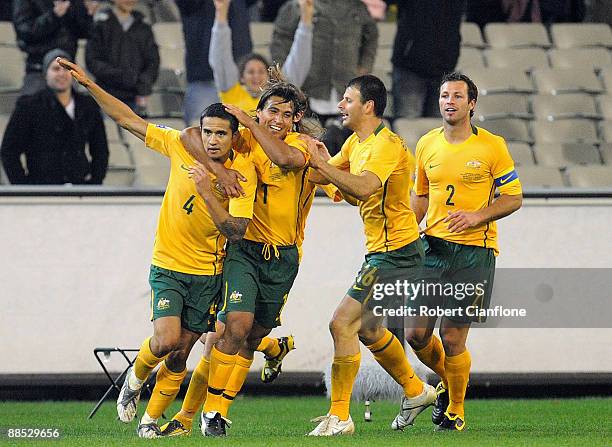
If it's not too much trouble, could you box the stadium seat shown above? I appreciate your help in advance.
[146,92,183,118]
[566,165,612,187]
[484,48,549,72]
[475,93,531,120]
[456,47,486,70]
[154,68,186,93]
[107,142,133,168]
[104,168,136,186]
[103,120,124,144]
[533,119,599,144]
[374,47,392,72]
[123,130,170,187]
[463,68,535,94]
[377,22,396,47]
[477,118,532,143]
[534,142,602,168]
[460,22,486,48]
[532,94,599,120]
[250,22,274,47]
[600,120,612,142]
[598,94,612,119]
[599,142,612,164]
[550,23,612,49]
[0,22,16,46]
[0,47,25,93]
[507,142,535,166]
[158,46,185,72]
[0,92,19,114]
[484,23,551,48]
[516,166,565,188]
[532,68,603,94]
[392,118,440,149]
[549,48,612,70]
[254,45,271,63]
[151,0,181,23]
[152,23,184,49]
[598,66,612,91]
[372,68,391,91]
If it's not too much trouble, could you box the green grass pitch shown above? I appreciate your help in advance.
[1,397,610,446]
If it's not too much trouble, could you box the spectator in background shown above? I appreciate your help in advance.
[1,49,108,184]
[209,0,313,114]
[175,0,253,126]
[271,0,378,155]
[0,2,12,20]
[86,0,159,114]
[466,0,507,29]
[387,0,465,120]
[361,0,386,20]
[12,0,100,95]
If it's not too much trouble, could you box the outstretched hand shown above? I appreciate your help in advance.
[305,138,331,168]
[57,57,90,87]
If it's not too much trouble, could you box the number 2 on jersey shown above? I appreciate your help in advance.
[446,184,455,206]
[183,195,196,215]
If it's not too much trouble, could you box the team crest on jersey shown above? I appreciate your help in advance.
[155,124,169,129]
[466,160,482,168]
[157,297,170,310]
[229,291,243,303]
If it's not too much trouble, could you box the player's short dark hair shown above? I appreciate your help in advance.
[440,72,478,102]
[346,75,387,117]
[199,102,239,133]
[238,53,270,79]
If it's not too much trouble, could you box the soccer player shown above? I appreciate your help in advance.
[179,74,320,437]
[305,74,435,436]
[407,72,522,431]
[56,58,257,438]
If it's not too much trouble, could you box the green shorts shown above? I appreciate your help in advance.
[217,239,299,329]
[149,265,222,334]
[347,238,424,307]
[416,235,496,324]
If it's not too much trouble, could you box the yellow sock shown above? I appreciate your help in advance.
[329,352,361,420]
[174,356,210,428]
[133,336,165,381]
[413,335,447,388]
[203,347,237,414]
[220,355,253,417]
[445,350,471,418]
[256,337,281,358]
[367,329,423,398]
[145,361,187,419]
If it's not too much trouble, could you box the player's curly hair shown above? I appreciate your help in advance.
[256,65,323,138]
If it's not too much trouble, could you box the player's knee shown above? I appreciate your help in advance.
[165,350,188,371]
[440,332,465,355]
[329,317,354,340]
[405,328,430,350]
[151,333,181,357]
[223,325,249,349]
[357,326,383,345]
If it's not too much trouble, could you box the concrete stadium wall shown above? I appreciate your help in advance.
[1,196,611,375]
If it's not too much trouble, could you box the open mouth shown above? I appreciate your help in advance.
[269,125,282,132]
[445,107,457,113]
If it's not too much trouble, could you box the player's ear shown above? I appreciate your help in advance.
[293,111,303,123]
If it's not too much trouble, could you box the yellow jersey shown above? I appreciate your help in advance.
[414,125,522,255]
[329,123,420,254]
[219,83,259,116]
[238,128,310,246]
[145,124,257,275]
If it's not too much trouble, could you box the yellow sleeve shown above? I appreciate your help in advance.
[491,136,523,195]
[361,138,401,184]
[413,138,429,195]
[319,183,340,201]
[285,133,310,166]
[145,123,181,157]
[228,155,257,219]
[328,142,350,169]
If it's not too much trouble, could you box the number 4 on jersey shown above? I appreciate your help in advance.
[183,195,196,215]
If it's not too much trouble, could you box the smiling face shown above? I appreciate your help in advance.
[337,86,367,131]
[256,96,300,139]
[46,59,72,93]
[200,117,235,162]
[241,59,269,96]
[439,80,475,126]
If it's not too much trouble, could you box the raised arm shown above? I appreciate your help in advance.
[209,0,240,92]
[281,0,313,88]
[190,163,250,243]
[57,58,147,141]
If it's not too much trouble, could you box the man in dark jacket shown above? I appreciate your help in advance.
[1,49,108,184]
[175,0,252,125]
[387,0,465,119]
[12,0,98,95]
[86,0,159,112]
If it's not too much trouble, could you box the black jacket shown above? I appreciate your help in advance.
[85,8,160,102]
[12,0,93,72]
[1,88,109,184]
[175,0,252,83]
[389,0,465,78]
